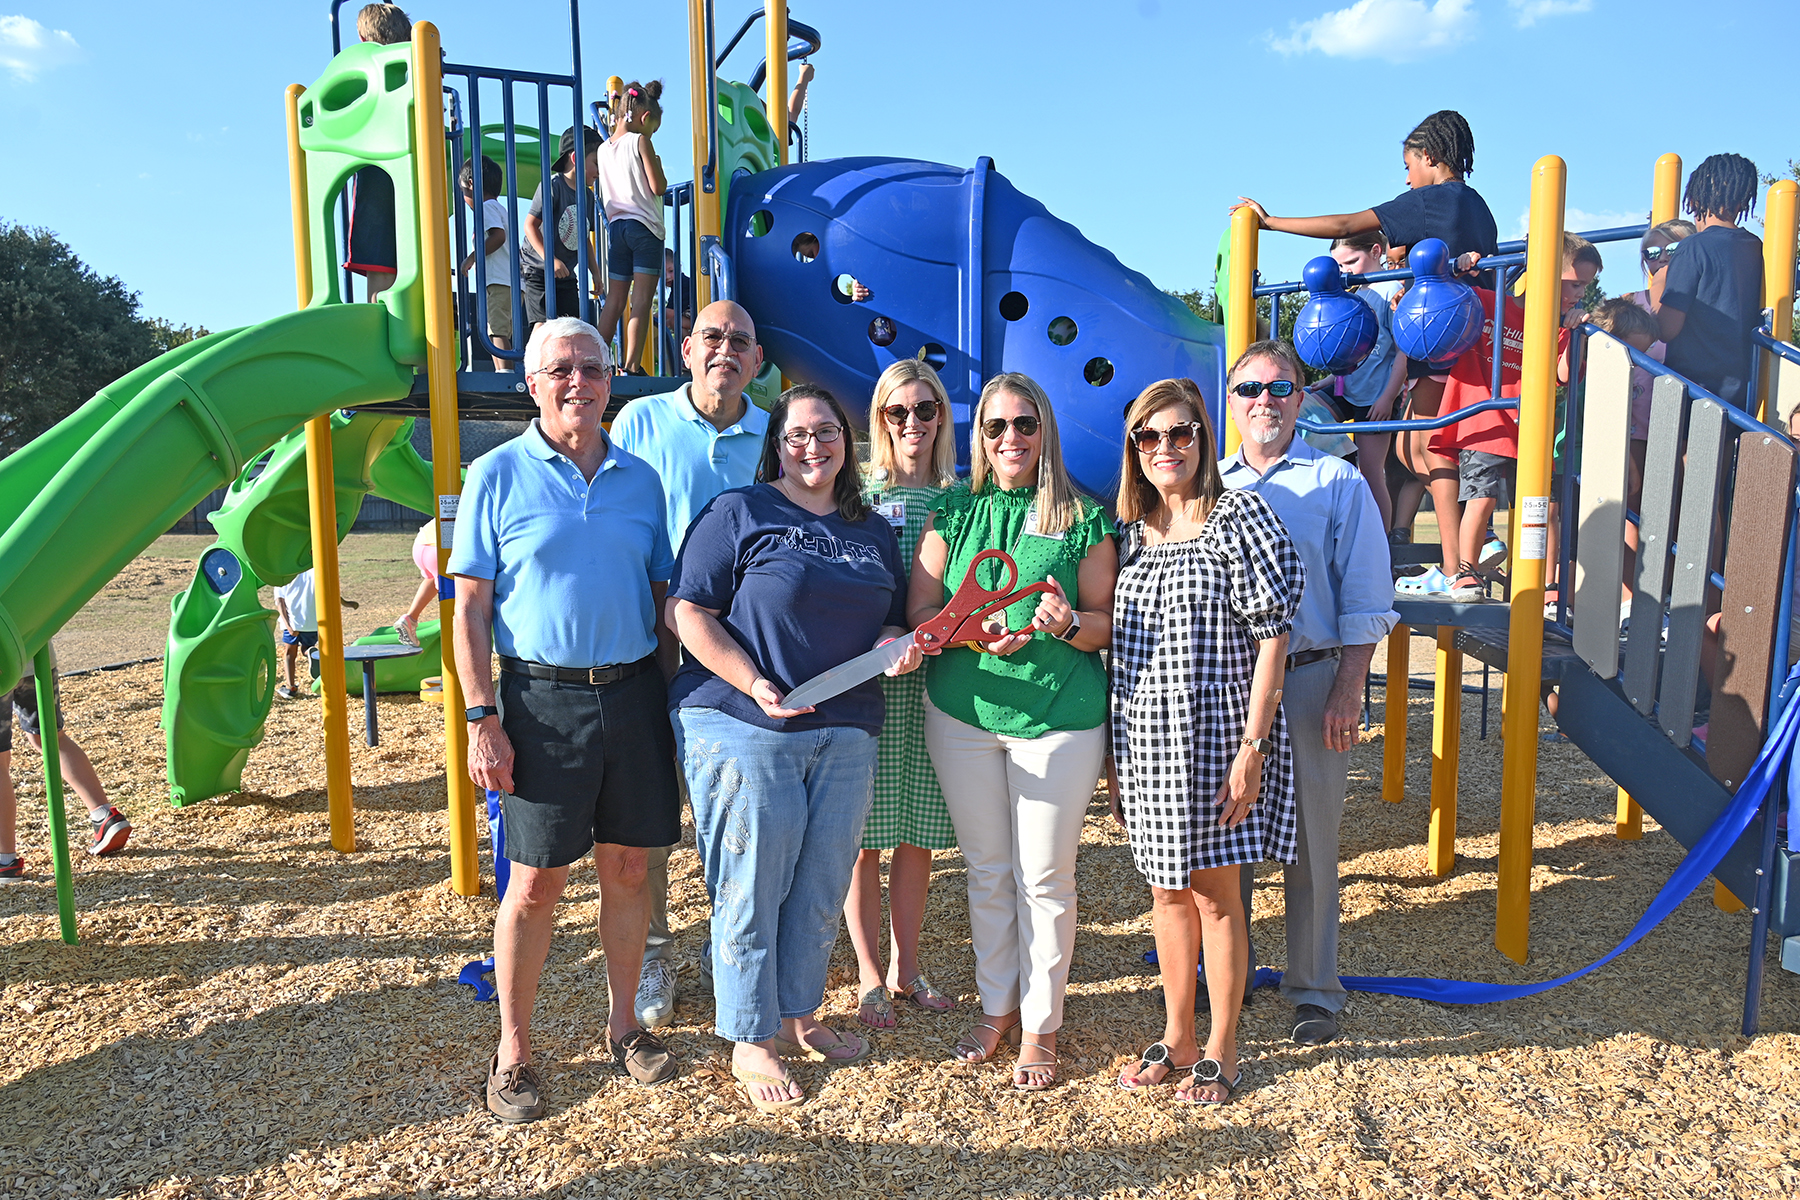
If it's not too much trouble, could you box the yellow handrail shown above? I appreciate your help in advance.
[1223,205,1259,457]
[766,0,789,168]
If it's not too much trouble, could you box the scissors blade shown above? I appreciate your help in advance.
[780,633,916,711]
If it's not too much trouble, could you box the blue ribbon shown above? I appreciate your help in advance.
[1149,668,1798,1004]
[458,790,512,1002]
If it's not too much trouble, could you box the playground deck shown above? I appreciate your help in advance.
[1,656,1794,1199]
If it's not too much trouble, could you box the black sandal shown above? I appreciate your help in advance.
[1175,1058,1243,1105]
[1118,1041,1199,1090]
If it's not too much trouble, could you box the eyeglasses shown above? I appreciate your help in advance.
[698,328,756,354]
[1642,243,1682,265]
[1131,422,1201,453]
[531,361,610,383]
[882,401,941,426]
[1231,379,1296,399]
[980,414,1041,439]
[781,424,843,448]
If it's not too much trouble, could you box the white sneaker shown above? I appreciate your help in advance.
[635,959,677,1028]
[1395,567,1453,598]
[1480,538,1508,570]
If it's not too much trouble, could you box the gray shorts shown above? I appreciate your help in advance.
[0,676,63,755]
[497,662,681,868]
[1458,450,1516,503]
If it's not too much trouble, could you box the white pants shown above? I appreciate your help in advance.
[924,695,1108,1035]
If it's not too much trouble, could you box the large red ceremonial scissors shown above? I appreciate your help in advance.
[779,550,1052,710]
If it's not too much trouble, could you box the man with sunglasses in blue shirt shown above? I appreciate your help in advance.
[1218,339,1398,1047]
[610,300,771,1029]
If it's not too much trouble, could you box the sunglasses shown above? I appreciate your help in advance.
[1231,379,1296,399]
[1131,423,1201,453]
[882,401,941,426]
[781,424,843,448]
[981,414,1041,439]
[698,328,756,354]
[1642,243,1682,265]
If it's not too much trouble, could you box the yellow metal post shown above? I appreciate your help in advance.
[1429,628,1461,877]
[1224,205,1259,457]
[1495,156,1566,964]
[1758,180,1798,423]
[413,24,480,895]
[766,0,789,167]
[1615,154,1680,841]
[688,0,721,312]
[287,83,357,855]
[1383,624,1409,802]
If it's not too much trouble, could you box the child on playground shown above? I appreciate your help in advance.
[394,521,438,648]
[595,81,669,375]
[1652,154,1765,412]
[0,643,131,883]
[1234,110,1499,586]
[1320,230,1407,529]
[274,570,319,701]
[521,125,602,334]
[459,155,515,372]
[344,4,412,304]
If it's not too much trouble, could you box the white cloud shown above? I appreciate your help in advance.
[1510,207,1647,240]
[1509,0,1593,28]
[0,15,81,82]
[1270,0,1476,63]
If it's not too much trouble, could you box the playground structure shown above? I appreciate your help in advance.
[0,0,1794,1034]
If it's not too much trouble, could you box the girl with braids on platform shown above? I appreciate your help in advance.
[1650,153,1765,412]
[1233,111,1499,594]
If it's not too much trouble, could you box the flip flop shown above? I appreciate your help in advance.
[856,986,896,1030]
[775,1026,871,1064]
[730,1062,805,1113]
[894,972,955,1013]
[1175,1058,1243,1105]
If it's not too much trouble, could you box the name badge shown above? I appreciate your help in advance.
[1022,506,1064,541]
[875,499,906,529]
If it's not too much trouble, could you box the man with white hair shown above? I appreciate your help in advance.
[1218,339,1397,1047]
[450,317,683,1121]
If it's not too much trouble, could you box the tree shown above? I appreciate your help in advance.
[0,224,209,457]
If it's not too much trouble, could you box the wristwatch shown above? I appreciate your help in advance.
[1055,611,1083,643]
[1241,735,1274,756]
[465,705,499,723]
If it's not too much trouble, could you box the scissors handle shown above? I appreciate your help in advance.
[917,549,1054,646]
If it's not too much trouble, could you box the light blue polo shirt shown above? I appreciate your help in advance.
[610,383,770,557]
[448,421,674,668]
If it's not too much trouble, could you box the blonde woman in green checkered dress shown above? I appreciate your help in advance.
[846,360,961,1030]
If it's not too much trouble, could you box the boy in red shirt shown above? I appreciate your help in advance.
[1431,286,1523,600]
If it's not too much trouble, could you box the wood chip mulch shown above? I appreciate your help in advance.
[2,661,1797,1199]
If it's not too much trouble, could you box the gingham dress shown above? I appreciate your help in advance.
[1110,490,1306,888]
[865,484,956,850]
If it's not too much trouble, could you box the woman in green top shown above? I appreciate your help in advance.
[908,372,1117,1091]
[846,360,962,1031]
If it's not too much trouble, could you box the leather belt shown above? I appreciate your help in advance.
[1286,647,1341,671]
[498,654,654,686]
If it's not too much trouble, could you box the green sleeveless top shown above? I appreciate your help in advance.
[924,483,1111,737]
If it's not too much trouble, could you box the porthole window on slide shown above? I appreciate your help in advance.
[792,233,819,263]
[1083,357,1114,387]
[1047,316,1077,346]
[999,291,1029,321]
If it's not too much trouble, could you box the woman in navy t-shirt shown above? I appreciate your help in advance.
[666,383,921,1114]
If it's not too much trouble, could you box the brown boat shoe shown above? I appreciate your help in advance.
[611,1028,679,1085]
[486,1054,547,1123]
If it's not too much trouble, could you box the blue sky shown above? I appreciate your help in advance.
[2,0,1795,334]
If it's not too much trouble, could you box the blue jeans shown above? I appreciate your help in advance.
[673,707,878,1042]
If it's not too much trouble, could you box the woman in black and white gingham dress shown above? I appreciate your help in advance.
[1109,378,1304,1106]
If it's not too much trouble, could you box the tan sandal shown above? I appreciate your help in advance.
[774,1026,871,1064]
[895,972,956,1012]
[856,986,896,1030]
[952,1020,1021,1063]
[1013,1044,1059,1092]
[730,1062,805,1113]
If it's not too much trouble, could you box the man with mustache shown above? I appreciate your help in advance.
[609,301,770,1028]
[450,317,684,1121]
[1218,340,1397,1047]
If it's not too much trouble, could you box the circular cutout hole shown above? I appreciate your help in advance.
[792,232,819,263]
[918,343,948,371]
[831,274,858,305]
[1047,316,1077,346]
[747,209,773,237]
[868,316,897,347]
[999,291,1029,321]
[1083,357,1114,387]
